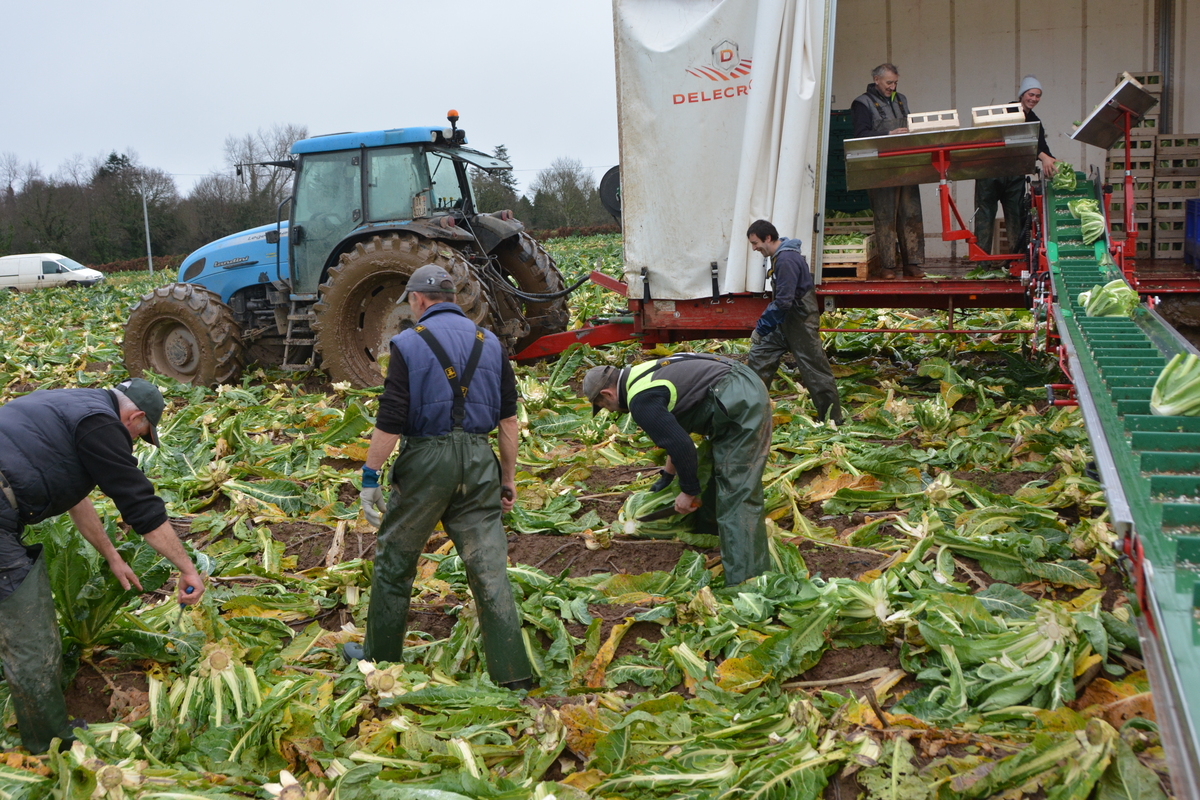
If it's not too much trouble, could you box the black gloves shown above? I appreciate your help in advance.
[650,469,676,493]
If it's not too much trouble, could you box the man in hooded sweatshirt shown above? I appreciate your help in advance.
[973,75,1058,257]
[744,219,842,425]
[851,62,926,280]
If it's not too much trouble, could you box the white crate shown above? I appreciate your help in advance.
[907,109,960,132]
[971,103,1025,127]
[1118,71,1163,93]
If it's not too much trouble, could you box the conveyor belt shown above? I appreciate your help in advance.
[1046,171,1200,798]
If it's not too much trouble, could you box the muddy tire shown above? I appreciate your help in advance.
[493,231,569,353]
[124,284,243,386]
[311,233,488,388]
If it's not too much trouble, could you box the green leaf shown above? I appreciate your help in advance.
[975,583,1038,619]
[1095,738,1168,800]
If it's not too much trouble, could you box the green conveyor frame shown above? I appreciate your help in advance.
[1045,170,1200,797]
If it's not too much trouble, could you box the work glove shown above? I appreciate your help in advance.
[361,467,385,527]
[750,329,764,346]
[650,469,676,493]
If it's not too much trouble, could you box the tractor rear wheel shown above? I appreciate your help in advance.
[123,284,244,386]
[311,233,489,388]
[493,231,569,353]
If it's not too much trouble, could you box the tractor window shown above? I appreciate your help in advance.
[291,152,362,293]
[367,147,429,222]
[426,152,468,212]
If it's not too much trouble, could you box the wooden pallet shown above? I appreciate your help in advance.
[820,260,873,280]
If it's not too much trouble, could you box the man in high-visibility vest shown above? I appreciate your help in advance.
[582,354,771,585]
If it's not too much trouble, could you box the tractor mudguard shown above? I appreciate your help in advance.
[470,213,526,254]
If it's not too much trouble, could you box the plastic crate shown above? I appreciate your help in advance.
[971,103,1025,127]
[1118,70,1164,92]
[1186,198,1199,265]
[907,108,960,132]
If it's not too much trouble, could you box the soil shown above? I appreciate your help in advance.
[507,534,693,578]
[795,540,888,580]
[64,662,150,725]
[793,644,905,699]
[953,469,1057,497]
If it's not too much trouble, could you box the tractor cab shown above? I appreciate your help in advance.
[286,118,510,294]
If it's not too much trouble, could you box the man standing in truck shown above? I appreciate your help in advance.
[745,219,843,425]
[973,75,1058,258]
[852,63,926,280]
[349,265,532,692]
[581,354,772,585]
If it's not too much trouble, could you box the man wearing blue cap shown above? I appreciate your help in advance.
[0,378,205,754]
[974,75,1059,257]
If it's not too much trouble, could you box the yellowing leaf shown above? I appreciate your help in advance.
[804,472,880,502]
[584,618,635,689]
[715,654,771,693]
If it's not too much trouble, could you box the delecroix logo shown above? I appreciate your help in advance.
[674,39,753,106]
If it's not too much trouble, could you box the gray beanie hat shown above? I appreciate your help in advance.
[1018,74,1042,98]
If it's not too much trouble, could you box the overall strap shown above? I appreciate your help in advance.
[415,325,487,430]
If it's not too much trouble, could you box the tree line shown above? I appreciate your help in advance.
[0,127,616,267]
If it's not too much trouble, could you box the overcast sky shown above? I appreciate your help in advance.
[2,0,619,195]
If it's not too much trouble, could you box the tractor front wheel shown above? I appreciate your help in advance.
[123,284,244,386]
[311,233,489,388]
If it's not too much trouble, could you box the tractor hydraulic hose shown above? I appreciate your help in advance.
[486,263,592,301]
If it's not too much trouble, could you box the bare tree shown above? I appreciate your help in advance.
[223,123,307,213]
[529,157,604,228]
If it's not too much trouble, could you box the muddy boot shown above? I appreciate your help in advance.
[903,264,926,278]
[0,547,74,754]
[879,268,897,280]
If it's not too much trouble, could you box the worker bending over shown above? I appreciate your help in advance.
[351,264,532,691]
[582,354,772,585]
[0,379,204,753]
[746,219,843,424]
[852,62,926,279]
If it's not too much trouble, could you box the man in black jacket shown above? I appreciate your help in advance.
[973,75,1058,256]
[745,219,843,424]
[0,379,204,754]
[851,62,926,280]
[582,354,772,585]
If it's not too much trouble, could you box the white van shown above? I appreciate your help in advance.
[0,253,105,292]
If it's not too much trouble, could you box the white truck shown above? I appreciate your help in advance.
[0,253,105,292]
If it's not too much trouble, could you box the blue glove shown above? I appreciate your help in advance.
[361,466,380,488]
[650,470,675,493]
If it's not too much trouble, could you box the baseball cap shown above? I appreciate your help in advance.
[115,378,164,446]
[398,264,457,305]
[582,366,617,416]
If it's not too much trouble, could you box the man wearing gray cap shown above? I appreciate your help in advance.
[0,378,205,754]
[347,264,532,692]
[581,354,772,585]
[973,74,1058,257]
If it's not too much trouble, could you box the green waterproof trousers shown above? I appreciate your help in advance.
[973,175,1027,255]
[0,545,74,754]
[746,291,843,424]
[364,430,531,685]
[676,363,773,585]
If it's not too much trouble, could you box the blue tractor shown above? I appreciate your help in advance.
[123,114,567,387]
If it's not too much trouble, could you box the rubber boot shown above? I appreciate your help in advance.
[0,546,74,754]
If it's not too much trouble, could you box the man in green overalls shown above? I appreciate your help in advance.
[582,354,772,585]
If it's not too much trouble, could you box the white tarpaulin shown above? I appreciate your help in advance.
[614,0,832,300]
